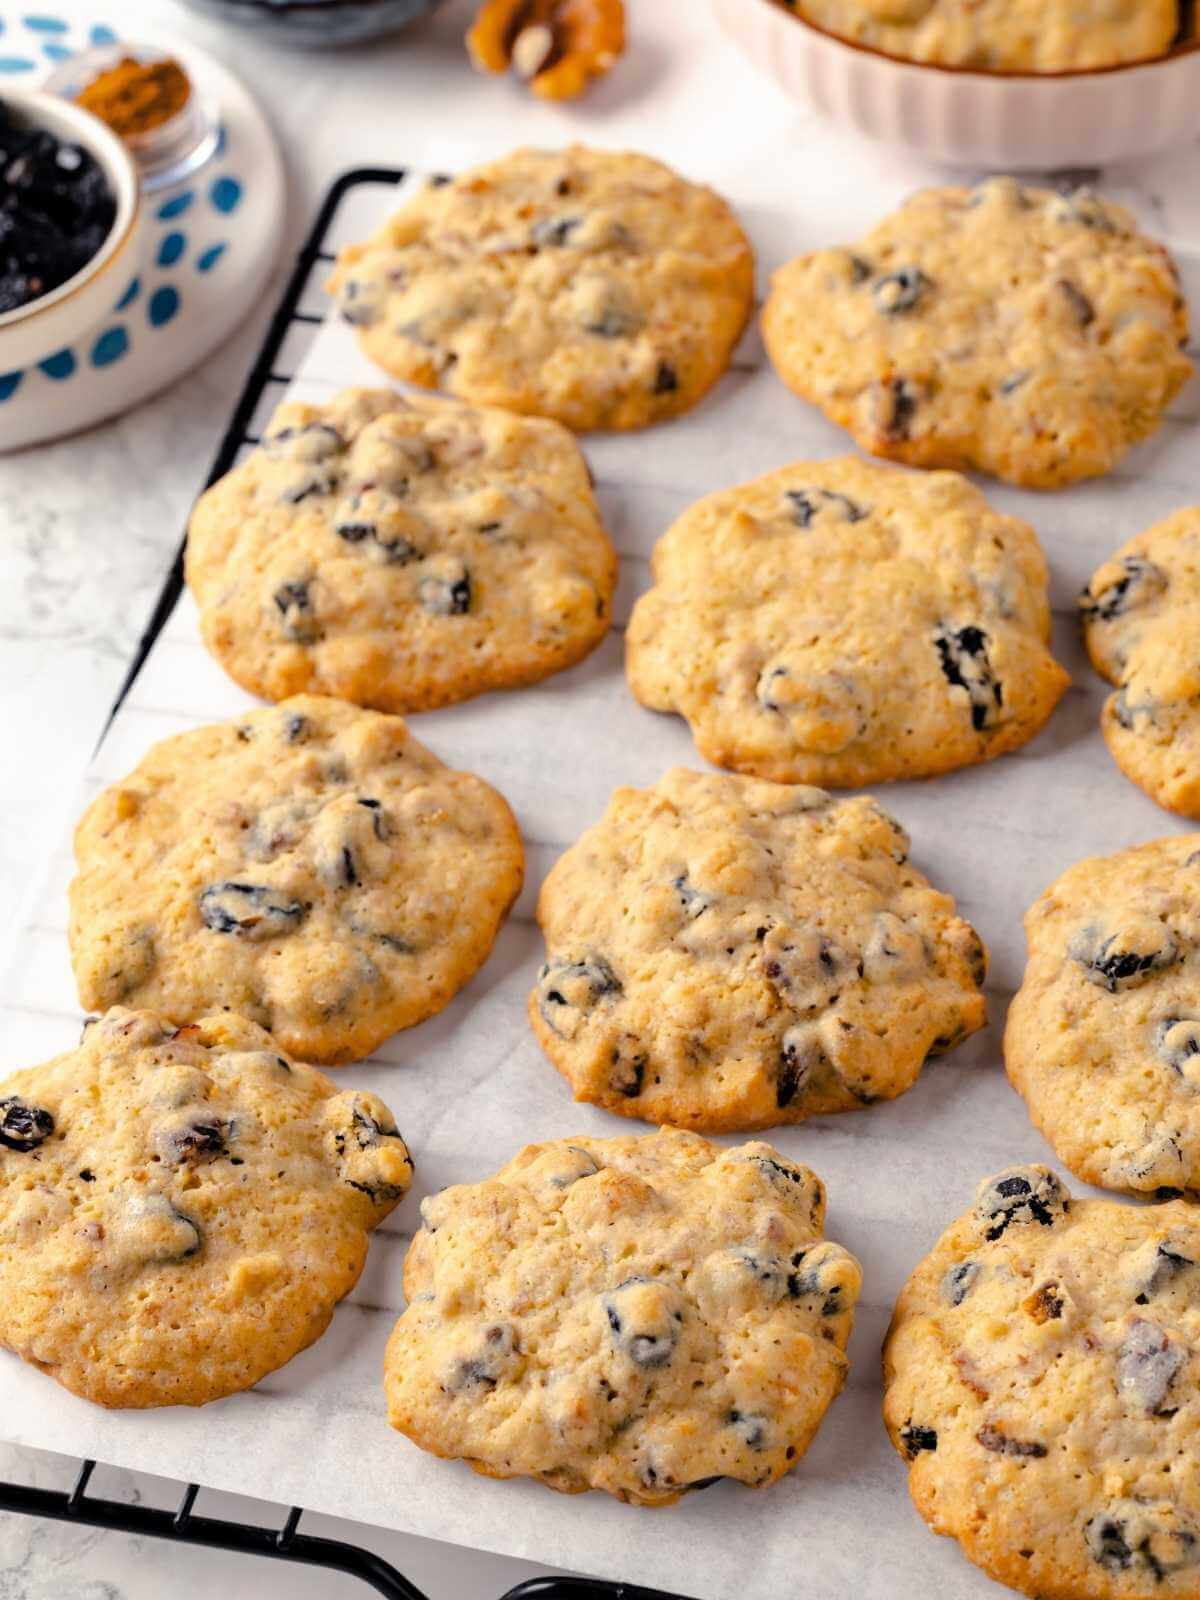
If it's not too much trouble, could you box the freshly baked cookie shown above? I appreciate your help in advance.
[884,1165,1200,1600]
[762,178,1191,489]
[0,1006,412,1407]
[186,387,617,714]
[626,457,1068,786]
[385,1126,859,1504]
[530,769,987,1132]
[1006,836,1200,1196]
[326,147,754,432]
[784,0,1180,71]
[1081,507,1200,818]
[69,696,523,1065]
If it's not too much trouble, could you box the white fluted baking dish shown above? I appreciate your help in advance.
[711,0,1200,169]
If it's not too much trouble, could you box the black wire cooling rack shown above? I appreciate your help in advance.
[0,166,688,1600]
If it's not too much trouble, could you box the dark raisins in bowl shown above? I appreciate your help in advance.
[0,1096,54,1151]
[975,1166,1068,1240]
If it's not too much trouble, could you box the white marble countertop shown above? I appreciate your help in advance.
[2,0,1199,1593]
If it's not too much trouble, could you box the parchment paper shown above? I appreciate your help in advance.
[2,168,1199,1600]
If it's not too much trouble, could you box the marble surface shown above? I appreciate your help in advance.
[2,0,1200,1593]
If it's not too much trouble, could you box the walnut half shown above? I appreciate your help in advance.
[467,0,626,100]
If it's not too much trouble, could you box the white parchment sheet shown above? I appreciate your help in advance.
[2,167,1200,1599]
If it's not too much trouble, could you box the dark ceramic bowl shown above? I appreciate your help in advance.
[175,0,446,47]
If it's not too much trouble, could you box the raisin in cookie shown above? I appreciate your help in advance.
[186,388,617,714]
[530,769,986,1132]
[1006,836,1200,1196]
[0,1007,412,1407]
[884,1165,1200,1600]
[626,457,1068,787]
[69,696,523,1065]
[1082,507,1200,818]
[326,147,754,432]
[786,0,1180,71]
[762,178,1191,489]
[385,1127,859,1504]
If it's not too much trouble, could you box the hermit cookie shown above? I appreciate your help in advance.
[69,696,523,1065]
[0,1007,412,1407]
[530,769,987,1132]
[787,0,1180,71]
[762,179,1191,489]
[1081,506,1200,818]
[385,1127,859,1504]
[186,387,617,714]
[884,1165,1200,1600]
[626,457,1068,787]
[326,146,754,432]
[1006,836,1200,1196]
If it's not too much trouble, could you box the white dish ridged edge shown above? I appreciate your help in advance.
[710,0,1200,169]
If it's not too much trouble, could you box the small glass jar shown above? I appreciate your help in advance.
[43,44,221,193]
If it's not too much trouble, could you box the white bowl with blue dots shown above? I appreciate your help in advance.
[0,5,285,450]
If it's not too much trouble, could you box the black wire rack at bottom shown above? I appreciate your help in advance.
[7,163,688,1600]
[0,1458,685,1599]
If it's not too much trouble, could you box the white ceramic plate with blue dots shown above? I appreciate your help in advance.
[0,6,285,451]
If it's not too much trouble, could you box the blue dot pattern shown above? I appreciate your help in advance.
[157,231,186,267]
[157,191,194,220]
[38,348,75,379]
[91,326,129,367]
[210,176,242,214]
[148,286,180,328]
[0,8,242,408]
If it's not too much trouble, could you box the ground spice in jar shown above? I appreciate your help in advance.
[76,56,191,140]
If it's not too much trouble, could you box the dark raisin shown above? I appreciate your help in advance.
[1136,1242,1195,1304]
[419,567,471,616]
[273,580,320,643]
[585,307,635,339]
[673,873,712,920]
[847,252,872,283]
[1070,925,1178,993]
[1085,1503,1199,1577]
[728,1409,769,1450]
[610,1045,646,1099]
[876,377,919,440]
[933,624,1002,731]
[976,1167,1068,1240]
[873,267,931,315]
[0,1096,54,1151]
[787,1247,845,1315]
[784,487,866,528]
[1058,278,1096,327]
[603,1277,682,1369]
[1155,1017,1200,1079]
[340,1101,412,1203]
[447,1323,518,1392]
[282,712,309,743]
[777,1028,822,1108]
[999,371,1030,395]
[161,1119,228,1163]
[977,1425,1047,1458]
[653,360,678,395]
[1053,187,1115,231]
[199,882,306,940]
[1080,557,1168,623]
[941,1259,981,1306]
[1117,1320,1185,1415]
[900,1423,938,1458]
[531,215,580,248]
[536,956,622,1034]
